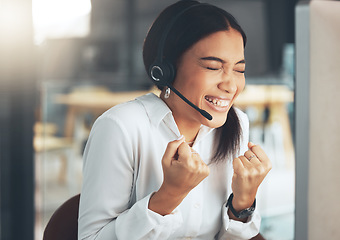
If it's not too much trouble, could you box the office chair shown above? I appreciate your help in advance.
[43,193,265,240]
[43,194,80,240]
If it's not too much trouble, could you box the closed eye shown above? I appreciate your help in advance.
[235,59,246,73]
[206,66,220,71]
[199,56,224,71]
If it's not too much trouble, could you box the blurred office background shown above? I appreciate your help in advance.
[0,0,306,239]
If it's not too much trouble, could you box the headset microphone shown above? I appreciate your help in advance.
[167,85,213,121]
[148,3,213,121]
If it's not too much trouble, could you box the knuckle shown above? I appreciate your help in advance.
[245,167,261,178]
[263,161,272,172]
[245,150,253,156]
[186,161,196,172]
[257,166,266,176]
[239,169,249,178]
[191,153,200,160]
[249,168,258,177]
[166,142,177,152]
[200,162,208,171]
[167,140,176,147]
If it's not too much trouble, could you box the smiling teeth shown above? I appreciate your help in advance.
[205,97,229,107]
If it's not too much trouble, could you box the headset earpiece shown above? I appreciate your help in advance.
[149,59,176,88]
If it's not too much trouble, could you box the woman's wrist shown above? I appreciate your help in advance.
[148,186,187,216]
[227,193,256,222]
[231,192,256,211]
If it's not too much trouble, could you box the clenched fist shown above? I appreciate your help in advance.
[161,135,210,197]
[231,142,272,212]
[148,136,210,215]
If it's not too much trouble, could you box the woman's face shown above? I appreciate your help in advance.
[166,29,246,129]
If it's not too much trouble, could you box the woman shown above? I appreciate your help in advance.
[78,1,271,239]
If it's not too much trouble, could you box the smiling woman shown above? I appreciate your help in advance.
[32,0,92,44]
[78,1,271,239]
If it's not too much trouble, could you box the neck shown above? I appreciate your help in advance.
[160,88,201,142]
[173,113,201,143]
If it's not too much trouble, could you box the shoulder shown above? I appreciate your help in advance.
[97,94,149,128]
[90,93,159,137]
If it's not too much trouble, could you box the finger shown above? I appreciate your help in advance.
[190,148,201,159]
[177,141,192,163]
[238,155,253,167]
[248,141,256,149]
[191,150,206,168]
[248,143,269,164]
[190,147,198,154]
[244,150,257,161]
[197,161,210,176]
[233,157,245,173]
[163,135,185,166]
[244,150,261,165]
[248,143,272,171]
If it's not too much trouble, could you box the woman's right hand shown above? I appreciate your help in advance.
[148,136,210,215]
[161,136,210,197]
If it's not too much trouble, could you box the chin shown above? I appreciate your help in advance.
[202,114,228,129]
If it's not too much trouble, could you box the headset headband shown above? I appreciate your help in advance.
[155,3,203,63]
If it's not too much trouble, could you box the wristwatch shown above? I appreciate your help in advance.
[227,193,256,219]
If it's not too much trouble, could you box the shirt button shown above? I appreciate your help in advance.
[194,203,200,209]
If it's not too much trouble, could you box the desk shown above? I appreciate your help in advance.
[55,87,160,138]
[55,85,294,167]
[34,122,76,192]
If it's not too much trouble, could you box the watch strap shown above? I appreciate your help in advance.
[227,193,256,219]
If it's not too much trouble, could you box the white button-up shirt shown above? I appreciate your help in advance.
[78,93,261,240]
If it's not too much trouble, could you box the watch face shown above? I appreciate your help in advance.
[237,206,255,219]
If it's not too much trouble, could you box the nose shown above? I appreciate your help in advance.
[218,71,237,94]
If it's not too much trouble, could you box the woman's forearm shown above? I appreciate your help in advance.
[148,184,188,216]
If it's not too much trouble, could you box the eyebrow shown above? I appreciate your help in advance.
[200,56,245,65]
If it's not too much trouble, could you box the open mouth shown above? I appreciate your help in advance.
[204,96,230,108]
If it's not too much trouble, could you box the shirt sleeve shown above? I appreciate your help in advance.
[78,116,182,240]
[216,206,261,240]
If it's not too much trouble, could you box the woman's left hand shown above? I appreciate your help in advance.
[231,142,272,212]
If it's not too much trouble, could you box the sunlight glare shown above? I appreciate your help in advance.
[32,0,92,44]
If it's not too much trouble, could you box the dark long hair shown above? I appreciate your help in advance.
[143,0,247,163]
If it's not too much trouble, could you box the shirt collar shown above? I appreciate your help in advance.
[136,93,172,127]
[136,93,215,141]
[194,125,215,146]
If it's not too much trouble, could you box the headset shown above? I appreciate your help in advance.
[148,3,213,121]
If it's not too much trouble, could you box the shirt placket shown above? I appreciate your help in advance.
[184,183,203,238]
